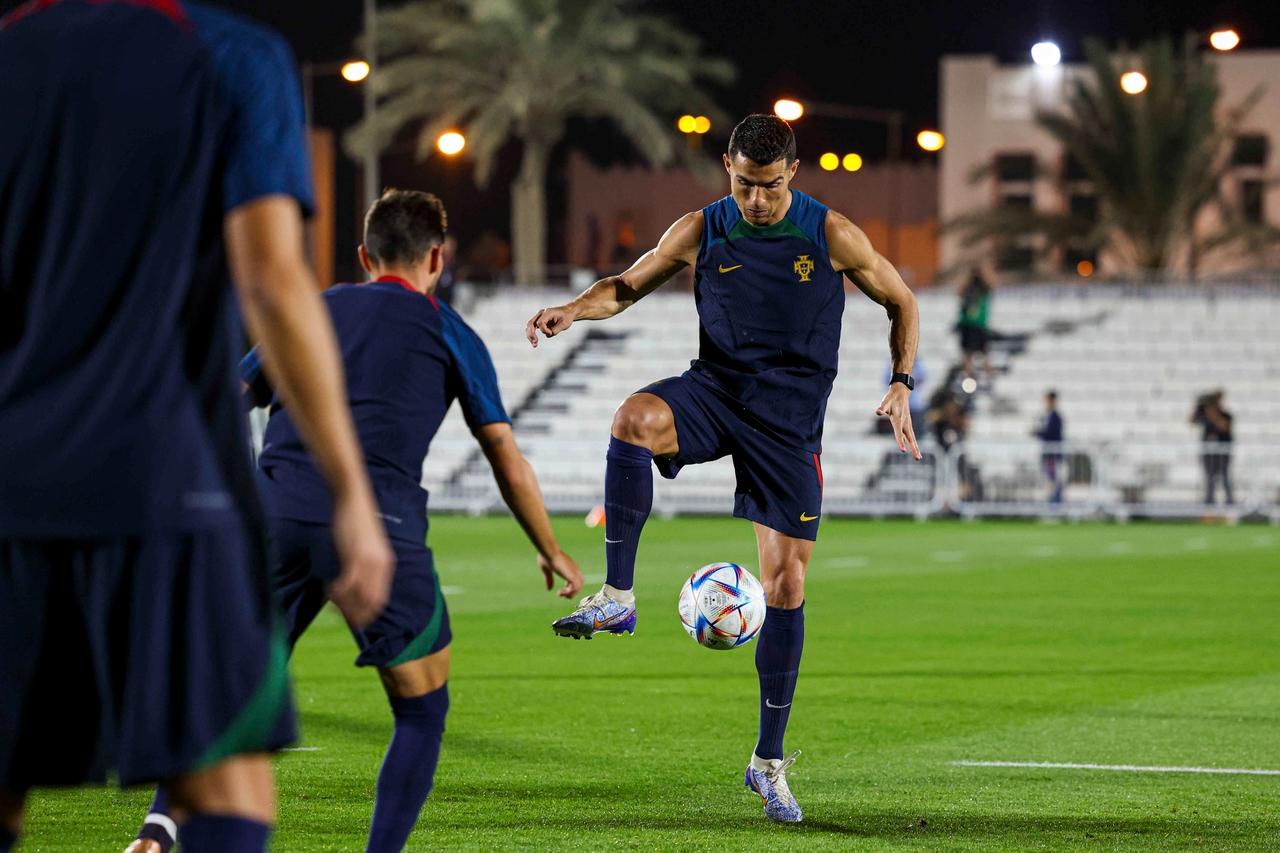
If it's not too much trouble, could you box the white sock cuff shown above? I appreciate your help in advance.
[143,813,178,843]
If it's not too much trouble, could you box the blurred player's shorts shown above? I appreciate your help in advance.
[0,526,295,788]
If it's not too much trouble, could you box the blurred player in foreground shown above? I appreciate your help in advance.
[526,115,920,823]
[0,1,392,851]
[130,190,583,853]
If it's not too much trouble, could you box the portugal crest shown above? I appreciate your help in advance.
[793,254,815,283]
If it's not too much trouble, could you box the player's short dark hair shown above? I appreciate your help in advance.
[728,114,796,166]
[363,188,447,266]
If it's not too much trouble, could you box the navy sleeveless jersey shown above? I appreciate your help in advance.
[0,0,313,536]
[250,280,508,545]
[689,190,845,452]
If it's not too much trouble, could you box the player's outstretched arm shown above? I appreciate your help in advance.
[474,422,583,598]
[226,195,393,627]
[827,211,923,460]
[525,211,703,346]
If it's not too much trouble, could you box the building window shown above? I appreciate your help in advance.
[1232,135,1269,168]
[1063,153,1089,181]
[1241,179,1265,224]
[996,153,1036,182]
[1069,193,1098,223]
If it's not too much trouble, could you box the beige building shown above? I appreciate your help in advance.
[940,49,1280,278]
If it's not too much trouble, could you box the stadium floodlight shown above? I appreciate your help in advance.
[819,152,839,171]
[436,131,466,156]
[693,116,711,134]
[340,60,371,83]
[677,114,697,133]
[841,153,863,172]
[773,99,805,121]
[1120,71,1148,95]
[1209,29,1240,51]
[1031,41,1061,67]
[916,130,945,152]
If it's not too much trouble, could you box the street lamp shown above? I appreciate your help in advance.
[436,131,466,155]
[773,99,805,121]
[916,130,945,152]
[1120,71,1148,95]
[340,60,370,82]
[1031,41,1062,67]
[1209,28,1240,51]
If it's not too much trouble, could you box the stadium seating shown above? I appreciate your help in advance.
[424,283,1280,519]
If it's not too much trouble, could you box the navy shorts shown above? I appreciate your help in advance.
[640,372,824,540]
[271,518,451,668]
[0,527,295,789]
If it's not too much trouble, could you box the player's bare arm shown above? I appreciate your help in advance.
[526,211,703,346]
[225,194,394,626]
[474,422,584,598]
[826,210,923,460]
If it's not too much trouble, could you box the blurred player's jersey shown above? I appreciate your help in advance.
[248,279,509,545]
[0,0,313,535]
[690,190,845,452]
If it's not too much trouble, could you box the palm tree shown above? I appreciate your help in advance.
[948,36,1277,277]
[347,0,734,284]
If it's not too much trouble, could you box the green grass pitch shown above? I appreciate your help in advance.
[21,517,1280,851]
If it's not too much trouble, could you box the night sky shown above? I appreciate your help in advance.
[78,0,1280,277]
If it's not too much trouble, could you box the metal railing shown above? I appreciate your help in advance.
[427,437,1277,522]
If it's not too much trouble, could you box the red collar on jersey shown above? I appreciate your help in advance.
[374,275,438,309]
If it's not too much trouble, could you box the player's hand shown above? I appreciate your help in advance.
[877,384,922,460]
[526,304,576,347]
[328,491,395,628]
[539,550,583,598]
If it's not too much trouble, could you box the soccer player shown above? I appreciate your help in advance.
[130,189,584,853]
[525,115,921,823]
[0,2,393,851]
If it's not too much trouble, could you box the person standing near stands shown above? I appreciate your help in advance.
[1034,390,1065,504]
[1191,391,1233,505]
[957,267,993,382]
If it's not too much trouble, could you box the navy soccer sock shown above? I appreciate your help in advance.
[755,603,805,761]
[603,437,654,592]
[178,815,270,852]
[367,685,449,853]
[135,788,176,852]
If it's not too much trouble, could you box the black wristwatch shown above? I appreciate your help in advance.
[890,372,915,391]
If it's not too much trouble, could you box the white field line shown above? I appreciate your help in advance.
[1183,537,1209,551]
[1027,545,1060,557]
[282,747,321,752]
[825,556,869,569]
[952,759,1280,776]
[440,586,465,595]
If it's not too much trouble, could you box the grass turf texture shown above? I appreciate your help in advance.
[21,518,1280,851]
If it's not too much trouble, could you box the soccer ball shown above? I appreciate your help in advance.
[678,562,766,650]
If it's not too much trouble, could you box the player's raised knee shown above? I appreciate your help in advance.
[611,395,672,450]
[762,566,805,609]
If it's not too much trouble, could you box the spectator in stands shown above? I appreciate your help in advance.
[1033,390,1065,503]
[957,267,993,382]
[1191,390,1233,505]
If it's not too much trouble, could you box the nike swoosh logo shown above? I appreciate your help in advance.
[765,699,791,709]
[604,538,623,544]
[800,513,818,522]
[593,610,631,630]
[718,264,743,273]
